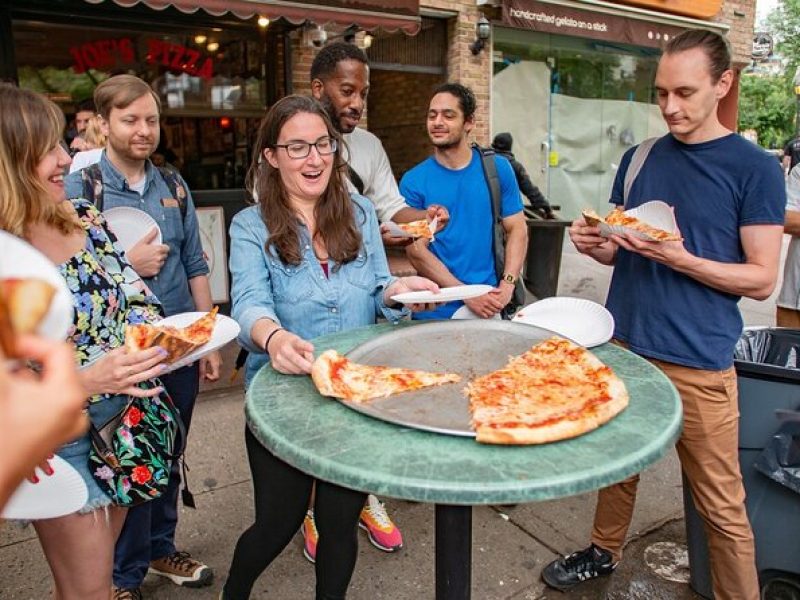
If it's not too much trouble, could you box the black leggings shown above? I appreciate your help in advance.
[223,428,367,599]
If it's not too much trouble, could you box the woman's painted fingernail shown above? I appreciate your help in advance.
[31,475,39,484]
[157,347,169,356]
[44,466,54,476]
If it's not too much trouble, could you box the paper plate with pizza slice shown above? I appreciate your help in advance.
[582,201,681,242]
[125,307,240,372]
[0,230,73,357]
[383,218,437,241]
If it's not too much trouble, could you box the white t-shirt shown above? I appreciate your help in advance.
[68,148,103,174]
[342,127,408,223]
[778,165,800,310]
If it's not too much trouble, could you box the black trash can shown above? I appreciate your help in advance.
[523,212,571,300]
[685,327,800,599]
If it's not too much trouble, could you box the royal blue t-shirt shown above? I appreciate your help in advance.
[606,133,785,370]
[400,149,523,319]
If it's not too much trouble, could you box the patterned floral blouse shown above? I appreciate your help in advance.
[60,199,163,403]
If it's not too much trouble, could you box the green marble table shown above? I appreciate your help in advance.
[246,321,682,599]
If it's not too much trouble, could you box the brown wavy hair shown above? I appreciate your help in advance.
[246,94,361,266]
[0,84,81,237]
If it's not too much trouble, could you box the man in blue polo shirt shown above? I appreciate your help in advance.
[541,30,785,600]
[403,83,527,320]
[65,74,220,600]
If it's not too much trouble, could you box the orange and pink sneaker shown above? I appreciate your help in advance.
[301,509,318,563]
[359,494,403,553]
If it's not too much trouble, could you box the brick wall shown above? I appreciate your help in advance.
[714,0,757,68]
[368,70,445,179]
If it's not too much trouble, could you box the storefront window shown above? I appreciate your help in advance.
[13,19,271,189]
[492,27,667,218]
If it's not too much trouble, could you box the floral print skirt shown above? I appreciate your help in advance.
[57,395,130,513]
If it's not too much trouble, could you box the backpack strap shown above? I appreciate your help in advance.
[81,163,104,210]
[156,165,188,219]
[622,136,659,206]
[346,163,366,196]
[472,143,505,285]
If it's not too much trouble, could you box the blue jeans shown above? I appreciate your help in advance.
[113,363,200,589]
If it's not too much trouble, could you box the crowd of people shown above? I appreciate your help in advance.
[0,26,793,600]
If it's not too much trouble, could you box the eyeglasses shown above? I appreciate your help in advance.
[273,136,337,159]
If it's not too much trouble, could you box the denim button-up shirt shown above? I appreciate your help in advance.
[65,152,209,317]
[229,194,407,388]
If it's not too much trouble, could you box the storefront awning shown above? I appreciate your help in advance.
[82,0,421,34]
[502,0,726,49]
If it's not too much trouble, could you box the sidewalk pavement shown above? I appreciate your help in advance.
[0,236,786,600]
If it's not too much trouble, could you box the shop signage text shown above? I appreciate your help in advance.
[504,0,686,49]
[70,38,214,80]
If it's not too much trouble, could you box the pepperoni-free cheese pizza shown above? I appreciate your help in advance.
[583,207,682,242]
[396,219,433,240]
[125,307,218,363]
[466,337,628,445]
[311,349,461,403]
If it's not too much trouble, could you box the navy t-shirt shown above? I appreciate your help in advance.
[401,149,523,319]
[606,133,785,370]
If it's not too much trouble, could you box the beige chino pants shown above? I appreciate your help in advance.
[590,358,758,600]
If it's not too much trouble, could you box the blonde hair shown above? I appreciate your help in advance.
[0,84,81,237]
[83,115,106,149]
[94,75,161,120]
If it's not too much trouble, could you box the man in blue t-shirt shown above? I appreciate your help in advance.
[542,30,785,600]
[402,83,526,320]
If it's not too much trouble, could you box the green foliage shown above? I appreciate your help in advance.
[768,0,800,73]
[738,73,795,148]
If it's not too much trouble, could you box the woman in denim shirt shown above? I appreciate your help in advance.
[223,95,437,600]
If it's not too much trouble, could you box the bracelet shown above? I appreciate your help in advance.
[263,327,285,354]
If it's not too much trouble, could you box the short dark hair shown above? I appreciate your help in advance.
[76,98,95,113]
[432,82,476,121]
[664,29,731,83]
[310,42,368,82]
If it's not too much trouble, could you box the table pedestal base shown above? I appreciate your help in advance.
[435,504,472,600]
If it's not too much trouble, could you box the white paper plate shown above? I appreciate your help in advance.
[391,284,493,305]
[1,454,88,520]
[0,231,73,343]
[103,207,163,251]
[157,311,240,372]
[451,305,501,320]
[598,200,679,242]
[512,296,615,348]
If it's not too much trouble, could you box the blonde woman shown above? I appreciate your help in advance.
[0,83,168,599]
[69,115,107,173]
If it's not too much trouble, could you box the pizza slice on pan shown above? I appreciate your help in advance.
[466,337,628,445]
[311,349,461,403]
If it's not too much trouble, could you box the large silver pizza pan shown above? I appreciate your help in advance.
[344,320,563,437]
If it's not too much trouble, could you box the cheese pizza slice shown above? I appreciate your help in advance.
[582,207,682,242]
[466,337,628,445]
[395,219,433,240]
[311,349,461,403]
[124,308,218,363]
[0,278,57,356]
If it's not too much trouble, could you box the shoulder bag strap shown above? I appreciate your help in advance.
[346,163,365,196]
[82,163,104,210]
[623,136,659,206]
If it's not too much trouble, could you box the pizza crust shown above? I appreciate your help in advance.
[311,349,344,399]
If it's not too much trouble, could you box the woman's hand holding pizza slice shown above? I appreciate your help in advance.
[79,346,167,398]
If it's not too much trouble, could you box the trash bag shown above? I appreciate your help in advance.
[734,328,800,369]
[754,420,800,496]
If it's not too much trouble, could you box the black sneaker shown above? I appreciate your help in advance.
[541,543,618,591]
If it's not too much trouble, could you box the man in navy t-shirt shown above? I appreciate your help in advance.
[402,83,526,320]
[542,30,785,600]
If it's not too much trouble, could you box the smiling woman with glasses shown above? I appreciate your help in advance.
[222,95,438,599]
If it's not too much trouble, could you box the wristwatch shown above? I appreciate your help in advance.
[501,273,517,284]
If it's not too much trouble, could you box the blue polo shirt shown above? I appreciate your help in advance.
[65,152,208,317]
[607,134,785,370]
